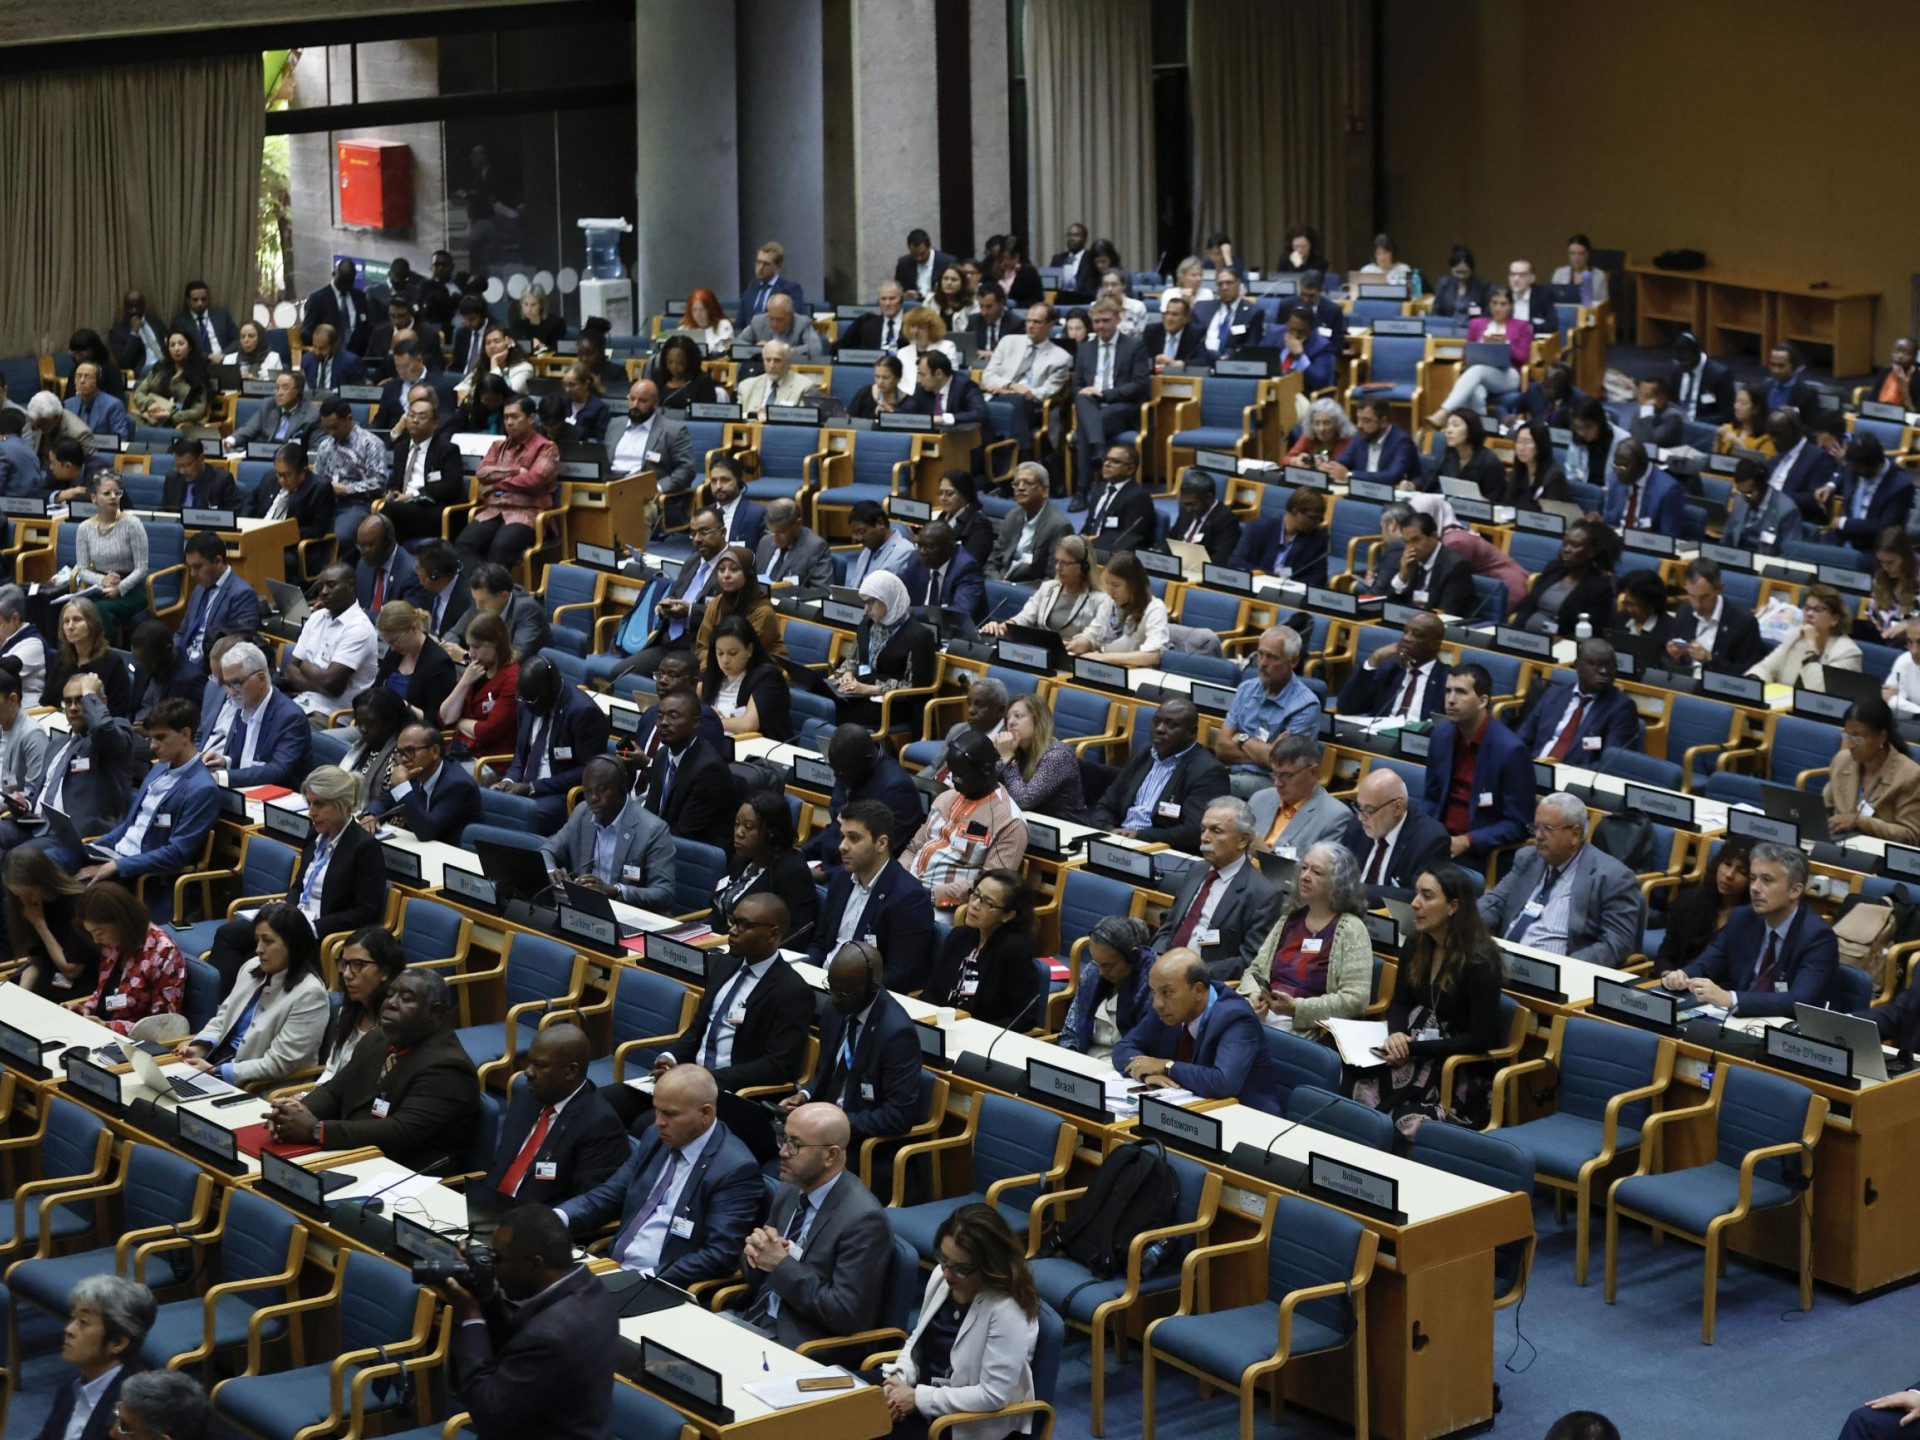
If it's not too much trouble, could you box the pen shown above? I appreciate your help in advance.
[762,1350,770,1372]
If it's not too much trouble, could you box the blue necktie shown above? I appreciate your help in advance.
[229,711,250,769]
[1508,867,1563,944]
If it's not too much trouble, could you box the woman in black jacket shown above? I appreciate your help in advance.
[702,615,791,740]
[648,335,719,410]
[204,766,388,992]
[831,570,937,731]
[935,471,995,566]
[1654,838,1754,970]
[1420,409,1506,496]
[373,601,459,727]
[712,790,816,946]
[1430,245,1492,319]
[922,869,1042,1026]
[1493,419,1572,511]
[1511,519,1618,639]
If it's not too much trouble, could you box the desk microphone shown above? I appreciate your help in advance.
[350,1156,449,1215]
[965,988,1047,1087]
[1259,1086,1345,1168]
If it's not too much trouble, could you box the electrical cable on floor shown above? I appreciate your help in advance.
[1503,1284,1538,1374]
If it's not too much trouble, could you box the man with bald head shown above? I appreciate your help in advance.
[1335,609,1453,721]
[556,1063,761,1286]
[1341,766,1452,895]
[744,292,826,361]
[605,378,694,495]
[783,941,923,1142]
[654,893,812,1094]
[482,1022,629,1207]
[735,1101,892,1346]
[1110,948,1281,1113]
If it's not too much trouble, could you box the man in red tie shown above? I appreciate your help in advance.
[1110,949,1283,1113]
[1149,798,1281,981]
[1515,640,1643,763]
[480,1022,630,1209]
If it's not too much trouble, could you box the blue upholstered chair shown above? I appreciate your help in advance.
[886,1093,1074,1258]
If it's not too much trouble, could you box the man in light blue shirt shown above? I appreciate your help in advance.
[1215,625,1321,798]
[845,500,917,587]
[42,1275,156,1440]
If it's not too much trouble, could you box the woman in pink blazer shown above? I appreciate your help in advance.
[1428,287,1535,424]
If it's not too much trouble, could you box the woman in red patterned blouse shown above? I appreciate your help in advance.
[458,394,559,568]
[439,611,520,756]
[68,882,187,1035]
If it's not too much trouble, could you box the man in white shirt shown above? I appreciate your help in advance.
[44,1276,156,1440]
[281,564,378,717]
[980,301,1069,450]
[1507,259,1541,326]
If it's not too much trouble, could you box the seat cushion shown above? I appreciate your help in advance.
[1031,1256,1180,1325]
[549,627,592,656]
[814,484,894,510]
[888,1193,1030,1262]
[140,1293,281,1368]
[218,1359,394,1438]
[167,920,224,961]
[1152,1299,1347,1381]
[9,1245,188,1315]
[456,1022,510,1069]
[1612,1160,1794,1234]
[746,477,802,502]
[900,740,943,768]
[0,1201,92,1249]
[1169,426,1246,450]
[1501,1112,1641,1183]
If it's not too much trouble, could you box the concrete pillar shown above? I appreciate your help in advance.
[737,0,827,303]
[844,0,939,301]
[633,1,740,318]
[968,0,1012,246]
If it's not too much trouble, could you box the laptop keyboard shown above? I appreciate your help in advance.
[169,1072,220,1100]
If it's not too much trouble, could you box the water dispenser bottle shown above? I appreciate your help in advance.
[576,217,634,332]
[579,217,631,279]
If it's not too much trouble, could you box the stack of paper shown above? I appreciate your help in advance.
[1323,1018,1390,1069]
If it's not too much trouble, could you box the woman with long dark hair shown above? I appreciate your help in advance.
[714,790,815,944]
[130,328,214,427]
[43,597,132,717]
[314,927,407,1087]
[1654,838,1753,970]
[1420,408,1506,495]
[1496,419,1571,510]
[175,903,331,1086]
[922,869,1041,1027]
[6,847,90,999]
[1067,551,1168,667]
[701,614,790,739]
[648,334,719,409]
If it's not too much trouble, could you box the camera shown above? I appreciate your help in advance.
[411,1243,499,1301]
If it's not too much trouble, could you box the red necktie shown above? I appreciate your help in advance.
[1623,485,1639,529]
[1547,695,1590,761]
[1175,1025,1195,1064]
[372,570,386,609]
[498,1106,555,1196]
[1169,870,1220,951]
[932,388,944,418]
[1392,666,1420,718]
[1365,837,1389,885]
[1751,933,1781,994]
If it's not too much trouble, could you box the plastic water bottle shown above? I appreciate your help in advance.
[577,217,632,280]
[1574,613,1593,640]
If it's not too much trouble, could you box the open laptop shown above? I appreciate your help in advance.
[128,1047,243,1103]
[1461,341,1513,368]
[1822,667,1883,706]
[1164,538,1211,581]
[1792,1003,1890,1083]
[1761,785,1832,845]
[472,837,558,907]
[264,579,311,634]
[561,880,645,940]
[43,807,117,866]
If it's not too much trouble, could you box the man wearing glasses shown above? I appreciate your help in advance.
[1250,735,1349,859]
[539,755,675,913]
[200,641,312,791]
[653,894,811,1095]
[1340,767,1450,898]
[1478,792,1644,966]
[373,723,482,844]
[0,674,136,871]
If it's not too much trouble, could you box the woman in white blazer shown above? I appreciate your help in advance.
[174,903,330,1088]
[883,1204,1041,1440]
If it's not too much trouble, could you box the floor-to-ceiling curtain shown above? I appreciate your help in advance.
[0,57,264,357]
[1189,0,1360,274]
[1024,0,1156,273]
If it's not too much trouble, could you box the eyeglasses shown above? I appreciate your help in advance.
[970,892,1010,913]
[776,1135,831,1155]
[220,677,249,690]
[1528,821,1581,836]
[394,744,436,758]
[937,1258,980,1279]
[1352,799,1402,820]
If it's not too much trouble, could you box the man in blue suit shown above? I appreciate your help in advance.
[707,458,767,553]
[557,1063,760,1287]
[1767,409,1839,524]
[177,533,261,675]
[1274,310,1336,395]
[1828,430,1914,556]
[380,724,483,845]
[805,724,923,871]
[809,799,938,993]
[1661,842,1837,1018]
[1192,268,1265,359]
[301,258,372,353]
[1112,948,1282,1115]
[78,699,219,909]
[298,325,366,392]
[783,940,925,1143]
[34,1275,154,1440]
[1278,271,1350,353]
[202,642,314,791]
[1422,665,1533,862]
[903,520,986,621]
[1322,397,1421,487]
[736,242,806,328]
[353,513,424,619]
[1602,438,1687,535]
[494,655,612,834]
[1514,639,1642,761]
[64,362,132,441]
[1336,611,1452,722]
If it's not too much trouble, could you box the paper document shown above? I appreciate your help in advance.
[741,1369,868,1410]
[327,1171,444,1206]
[1324,1017,1391,1069]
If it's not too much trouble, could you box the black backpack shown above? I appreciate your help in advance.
[1044,1140,1180,1282]
[1591,808,1658,875]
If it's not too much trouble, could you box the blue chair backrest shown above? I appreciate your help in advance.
[123,474,168,509]
[0,357,38,398]
[234,398,265,432]
[682,420,725,464]
[1507,531,1562,575]
[1262,1027,1343,1107]
[986,397,1027,443]
[985,580,1034,622]
[1851,416,1907,453]
[1267,1195,1364,1338]
[543,564,600,636]
[675,840,730,916]
[1349,300,1406,329]
[467,1090,504,1174]
[1596,748,1684,790]
[973,1093,1064,1213]
[610,1380,695,1440]
[236,461,274,503]
[1033,1302,1066,1408]
[1720,570,1761,613]
[881,1233,923,1333]
[1715,1065,1815,1188]
[1057,870,1135,960]
[1782,539,1868,572]
[222,1189,299,1299]
[1859,640,1901,681]
[1558,1016,1661,1132]
[1410,1119,1532,1194]
[830,366,870,407]
[1285,1084,1396,1151]
[125,1142,204,1232]
[1827,962,1873,1012]
[504,932,576,1008]
[1668,695,1738,771]
[1769,715,1843,787]
[1157,649,1245,685]
[1366,755,1424,792]
[1328,501,1383,579]
[1468,573,1507,624]
[1367,335,1424,382]
[184,959,221,1031]
[984,663,1043,700]
[782,618,837,669]
[611,965,692,1046]
[398,897,465,966]
[848,431,915,492]
[1177,587,1241,635]
[756,426,824,477]
[1049,685,1113,741]
[1198,377,1261,428]
[1566,479,1603,512]
[337,1249,423,1351]
[242,835,300,899]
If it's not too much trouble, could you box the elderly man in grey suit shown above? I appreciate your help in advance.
[742,294,827,362]
[733,1101,892,1348]
[754,498,836,589]
[1478,791,1644,967]
[225,371,321,453]
[605,380,697,496]
[1150,797,1282,982]
[1250,734,1351,861]
[540,756,677,912]
[986,462,1073,584]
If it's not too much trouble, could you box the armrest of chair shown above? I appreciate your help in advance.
[148,564,190,619]
[552,600,600,630]
[1440,1014,1528,1104]
[889,1127,974,1206]
[874,681,942,736]
[1796,765,1831,791]
[346,1307,447,1439]
[1733,1133,1821,1218]
[1626,1090,1715,1174]
[797,1324,908,1359]
[1677,742,1725,788]
[929,1402,1055,1440]
[1484,1056,1551,1132]
[1025,1185,1089,1256]
[610,1033,681,1083]
[233,1252,325,1375]
[1171,1230,1270,1314]
[982,1170,1048,1210]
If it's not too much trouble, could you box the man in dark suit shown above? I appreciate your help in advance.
[1341,768,1453,895]
[655,894,811,1094]
[1480,792,1645,968]
[1112,949,1282,1114]
[1767,408,1840,524]
[366,297,444,370]
[1087,698,1231,852]
[736,241,807,328]
[33,1274,153,1440]
[1274,309,1338,395]
[626,507,726,676]
[1667,333,1734,426]
[902,520,986,621]
[1603,438,1688,535]
[480,1024,629,1208]
[1075,441,1156,552]
[1276,271,1350,354]
[1143,294,1206,370]
[1191,267,1265,360]
[449,295,491,376]
[1151,798,1282,980]
[175,532,258,679]
[1072,303,1153,491]
[893,229,956,302]
[783,941,924,1143]
[806,724,924,871]
[0,677,135,869]
[707,455,768,553]
[559,1063,761,1285]
[638,692,734,852]
[1666,557,1766,676]
[737,1100,893,1348]
[269,969,480,1173]
[1168,469,1242,564]
[381,723,483,844]
[1049,223,1093,302]
[373,341,457,430]
[436,1205,620,1440]
[809,799,939,992]
[385,394,467,531]
[755,498,836,589]
[901,352,991,451]
[224,371,320,455]
[172,280,239,360]
[352,513,423,619]
[159,439,239,512]
[302,258,372,353]
[542,757,676,911]
[837,282,910,355]
[1765,343,1823,417]
[1337,611,1452,721]
[206,642,314,790]
[494,655,613,834]
[411,541,473,641]
[79,701,220,901]
[1423,666,1535,863]
[1322,396,1423,486]
[966,286,1014,354]
[299,324,366,392]
[109,289,168,376]
[1386,509,1483,626]
[1514,640,1642,761]
[1829,430,1914,556]
[1661,841,1838,1018]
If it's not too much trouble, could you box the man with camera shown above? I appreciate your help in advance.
[425,1204,621,1440]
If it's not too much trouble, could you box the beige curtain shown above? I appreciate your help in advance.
[0,57,264,357]
[1025,0,1157,272]
[1189,0,1361,274]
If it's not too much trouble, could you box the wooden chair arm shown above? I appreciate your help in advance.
[1024,1185,1090,1256]
[1733,1136,1818,1218]
[1484,1056,1552,1132]
[1796,765,1831,791]
[1172,1231,1271,1314]
[874,681,943,736]
[929,1401,1054,1440]
[796,1325,908,1359]
[1628,1093,1719,1173]
[611,1033,682,1082]
[889,1129,974,1206]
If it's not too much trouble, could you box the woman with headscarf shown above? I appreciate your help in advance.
[830,570,936,729]
[693,544,785,670]
[1405,493,1530,613]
